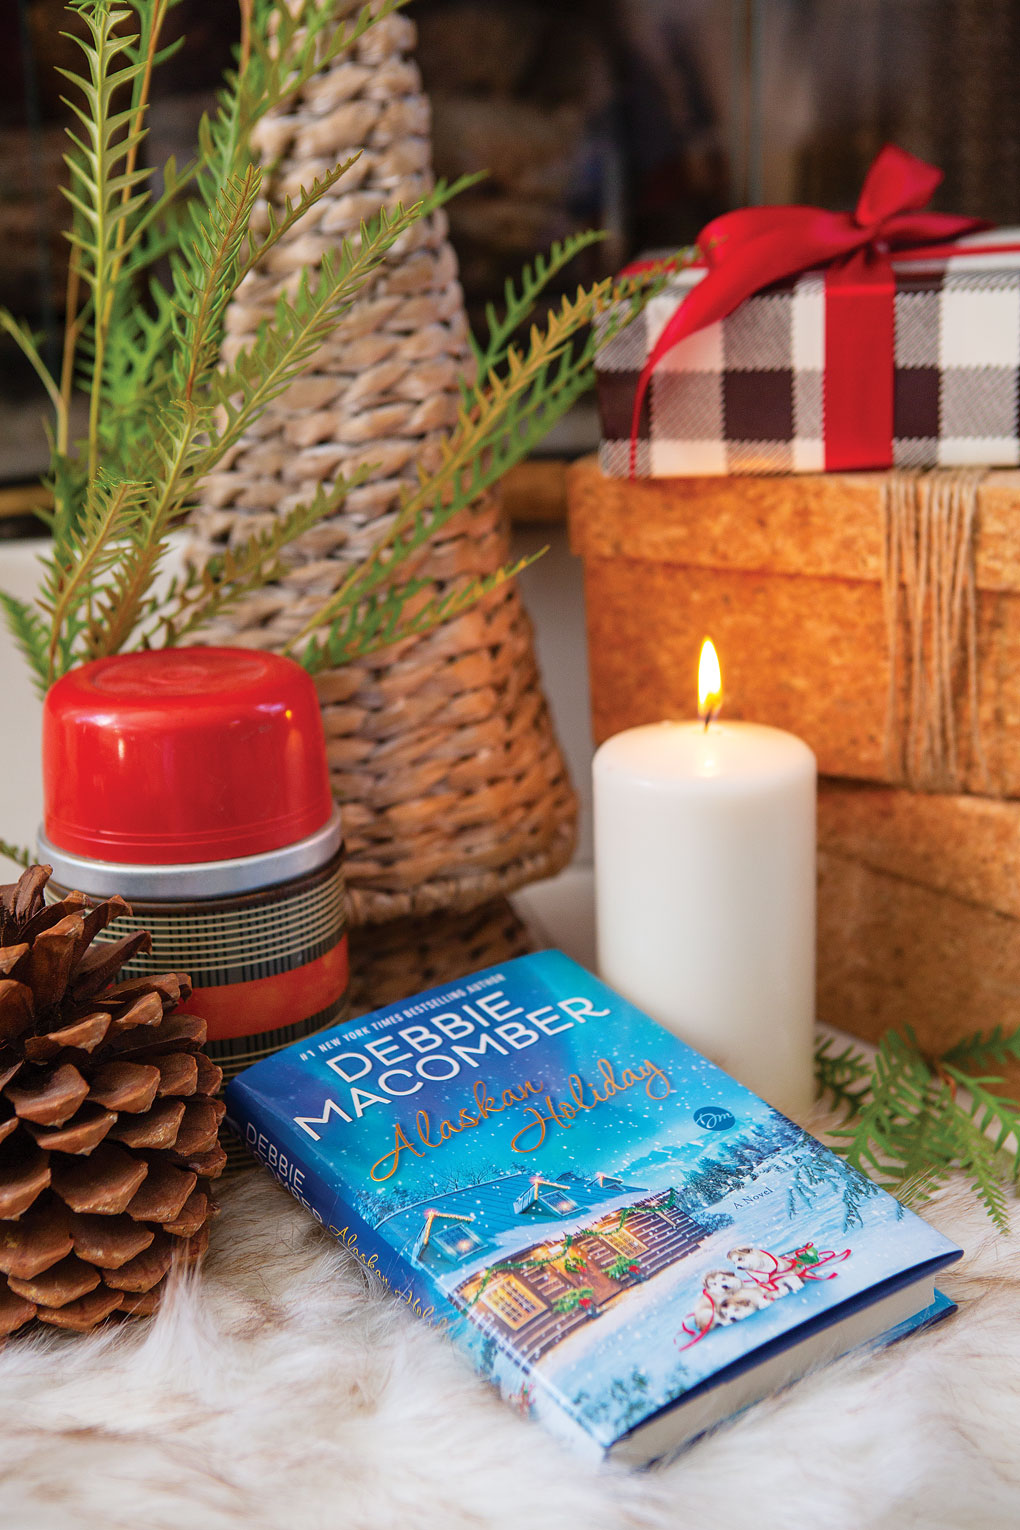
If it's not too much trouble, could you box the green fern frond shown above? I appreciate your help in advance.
[142,467,377,649]
[58,3,157,475]
[37,474,149,684]
[171,162,263,401]
[813,1035,873,1122]
[0,590,49,693]
[236,157,363,282]
[943,1066,1020,1179]
[937,1104,1010,1232]
[469,229,608,383]
[116,154,196,281]
[0,839,33,871]
[81,406,199,663]
[203,180,474,469]
[942,1025,1020,1071]
[284,268,658,664]
[85,159,275,657]
[817,1024,1020,1231]
[98,280,177,470]
[297,552,543,673]
[13,0,661,701]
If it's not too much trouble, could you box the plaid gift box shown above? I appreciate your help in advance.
[597,229,1020,478]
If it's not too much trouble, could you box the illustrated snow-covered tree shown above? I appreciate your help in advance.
[788,1138,884,1231]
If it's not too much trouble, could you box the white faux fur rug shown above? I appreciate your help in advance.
[0,1114,1017,1530]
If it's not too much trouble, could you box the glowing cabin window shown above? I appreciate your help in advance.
[602,1226,645,1258]
[480,1275,546,1330]
[535,1191,577,1216]
[433,1221,484,1260]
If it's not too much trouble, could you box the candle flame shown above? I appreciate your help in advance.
[698,638,722,724]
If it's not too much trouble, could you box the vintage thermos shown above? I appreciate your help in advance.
[39,649,348,1100]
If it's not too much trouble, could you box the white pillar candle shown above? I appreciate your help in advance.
[593,646,816,1117]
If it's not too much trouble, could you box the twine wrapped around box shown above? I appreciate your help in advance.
[881,468,989,793]
[186,4,576,926]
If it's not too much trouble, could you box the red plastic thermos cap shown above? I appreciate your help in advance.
[42,648,335,865]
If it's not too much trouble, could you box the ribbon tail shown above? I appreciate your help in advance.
[825,248,896,470]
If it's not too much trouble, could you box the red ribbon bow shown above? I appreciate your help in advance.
[628,145,990,475]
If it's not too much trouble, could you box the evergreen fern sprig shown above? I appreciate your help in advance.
[286,270,658,670]
[373,259,666,581]
[234,158,363,283]
[59,4,156,478]
[0,840,32,871]
[816,1027,1020,1231]
[0,593,50,691]
[467,230,608,385]
[942,1067,1020,1178]
[37,475,150,685]
[96,280,177,469]
[935,1096,1012,1230]
[297,550,544,671]
[172,163,263,402]
[1,0,659,703]
[811,1036,873,1122]
[202,181,474,471]
[83,160,432,659]
[942,1026,1020,1071]
[141,467,377,649]
[83,404,199,662]
[380,552,545,649]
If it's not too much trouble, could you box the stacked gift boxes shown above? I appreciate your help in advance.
[571,150,1020,1062]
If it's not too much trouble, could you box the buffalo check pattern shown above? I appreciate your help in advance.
[597,254,1020,476]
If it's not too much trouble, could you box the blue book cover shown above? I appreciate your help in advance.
[224,951,962,1462]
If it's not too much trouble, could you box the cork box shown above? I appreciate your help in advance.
[818,781,1020,1061]
[567,457,1020,796]
[567,459,1020,1059]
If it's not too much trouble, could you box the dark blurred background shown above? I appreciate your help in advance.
[2,0,1019,481]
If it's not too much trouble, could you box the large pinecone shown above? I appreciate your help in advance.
[0,865,225,1336]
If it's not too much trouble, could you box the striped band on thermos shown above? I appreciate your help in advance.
[42,820,350,1170]
[46,848,348,1080]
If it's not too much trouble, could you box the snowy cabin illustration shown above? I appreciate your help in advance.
[377,1170,710,1364]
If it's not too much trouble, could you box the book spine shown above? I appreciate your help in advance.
[226,1090,449,1331]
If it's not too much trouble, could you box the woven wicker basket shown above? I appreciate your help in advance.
[186,5,576,925]
[348,896,534,1017]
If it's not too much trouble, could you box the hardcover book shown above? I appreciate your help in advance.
[225,951,962,1464]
